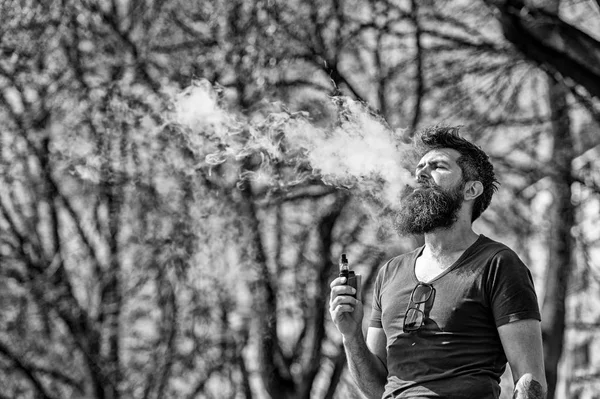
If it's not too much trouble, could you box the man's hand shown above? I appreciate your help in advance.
[512,373,545,399]
[329,276,363,337]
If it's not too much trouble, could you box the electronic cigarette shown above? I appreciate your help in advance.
[339,253,360,299]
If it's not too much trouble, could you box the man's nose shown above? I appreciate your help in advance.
[416,166,431,182]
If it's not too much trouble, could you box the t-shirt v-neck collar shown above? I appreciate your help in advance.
[411,234,485,284]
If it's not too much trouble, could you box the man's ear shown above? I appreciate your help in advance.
[464,181,484,201]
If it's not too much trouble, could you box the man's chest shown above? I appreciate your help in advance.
[380,268,493,336]
[414,254,461,283]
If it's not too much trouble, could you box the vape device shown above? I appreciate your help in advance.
[339,253,360,299]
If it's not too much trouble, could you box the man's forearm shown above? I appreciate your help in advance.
[343,334,387,399]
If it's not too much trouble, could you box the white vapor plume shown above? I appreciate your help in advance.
[172,80,417,210]
[173,80,233,136]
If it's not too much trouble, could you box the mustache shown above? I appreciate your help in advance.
[400,182,442,202]
[405,180,439,192]
[416,178,437,189]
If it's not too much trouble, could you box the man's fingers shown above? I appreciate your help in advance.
[330,295,360,310]
[330,304,355,318]
[330,276,347,288]
[330,285,357,301]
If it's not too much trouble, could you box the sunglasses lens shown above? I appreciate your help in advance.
[412,284,432,303]
[404,308,424,331]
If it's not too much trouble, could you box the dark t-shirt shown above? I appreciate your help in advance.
[370,235,541,399]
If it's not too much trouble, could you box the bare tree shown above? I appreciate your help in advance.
[3,1,600,398]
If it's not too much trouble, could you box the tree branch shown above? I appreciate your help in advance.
[0,341,55,399]
[409,0,425,134]
[487,0,600,99]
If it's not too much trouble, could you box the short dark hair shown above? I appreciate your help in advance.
[414,126,499,221]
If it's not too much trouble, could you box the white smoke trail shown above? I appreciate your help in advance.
[172,80,417,210]
[173,80,233,136]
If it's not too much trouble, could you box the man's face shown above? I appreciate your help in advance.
[393,149,466,236]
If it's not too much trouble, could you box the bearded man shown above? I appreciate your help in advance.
[329,126,546,399]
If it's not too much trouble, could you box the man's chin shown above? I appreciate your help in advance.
[394,224,438,237]
[393,215,429,236]
[393,210,457,236]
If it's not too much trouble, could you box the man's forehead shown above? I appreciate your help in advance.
[418,148,461,164]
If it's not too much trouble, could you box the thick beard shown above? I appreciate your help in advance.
[393,182,465,236]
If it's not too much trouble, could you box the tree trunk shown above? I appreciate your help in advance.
[297,194,349,399]
[239,181,295,399]
[541,73,575,399]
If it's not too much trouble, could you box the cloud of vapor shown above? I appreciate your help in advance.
[172,80,417,210]
[173,80,233,135]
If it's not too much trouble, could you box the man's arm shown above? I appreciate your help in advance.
[343,327,388,399]
[330,277,387,398]
[497,319,547,399]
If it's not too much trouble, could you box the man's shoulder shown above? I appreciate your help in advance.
[474,235,529,272]
[473,235,519,258]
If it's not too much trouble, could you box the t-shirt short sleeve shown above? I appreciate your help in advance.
[369,262,387,328]
[486,249,541,327]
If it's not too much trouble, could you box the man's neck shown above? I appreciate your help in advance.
[423,221,479,260]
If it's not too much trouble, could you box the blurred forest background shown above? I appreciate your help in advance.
[2,0,600,398]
